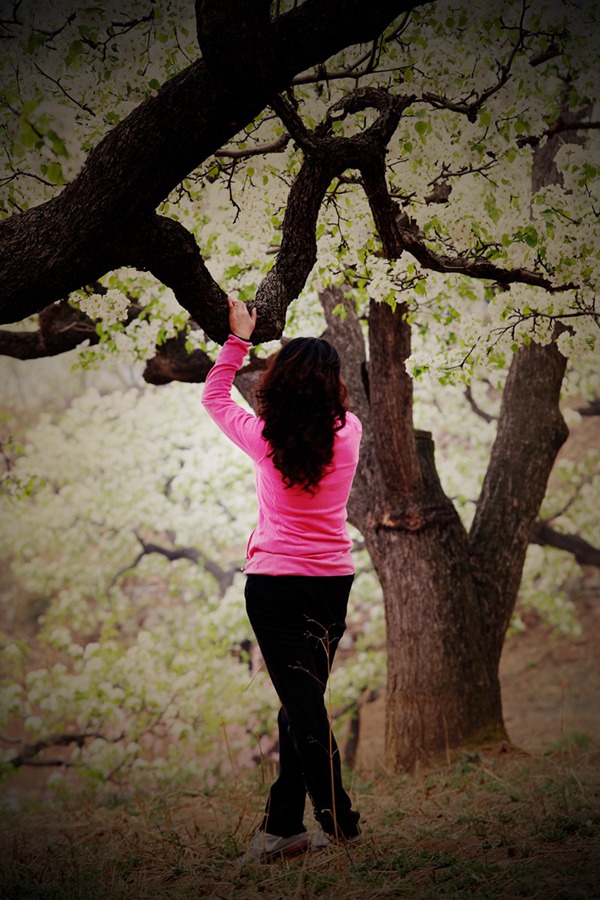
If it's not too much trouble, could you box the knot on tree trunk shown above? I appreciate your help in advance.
[373,429,461,534]
[374,504,458,533]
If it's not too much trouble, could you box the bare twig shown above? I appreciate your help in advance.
[464,385,498,423]
[422,0,530,123]
[33,62,96,115]
[214,133,291,160]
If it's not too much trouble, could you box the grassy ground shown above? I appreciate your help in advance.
[1,740,599,899]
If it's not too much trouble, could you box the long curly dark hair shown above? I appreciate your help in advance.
[256,338,348,493]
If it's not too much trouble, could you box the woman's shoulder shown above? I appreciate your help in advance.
[336,411,362,445]
[345,410,362,432]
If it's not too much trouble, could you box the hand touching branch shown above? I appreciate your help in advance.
[228,295,257,340]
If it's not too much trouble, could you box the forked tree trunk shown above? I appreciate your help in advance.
[365,433,508,770]
[322,287,568,771]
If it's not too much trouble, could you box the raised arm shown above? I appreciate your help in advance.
[201,299,265,461]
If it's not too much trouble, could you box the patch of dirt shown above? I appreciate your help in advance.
[356,567,600,769]
[500,568,600,753]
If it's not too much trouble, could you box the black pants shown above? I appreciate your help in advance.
[245,573,360,839]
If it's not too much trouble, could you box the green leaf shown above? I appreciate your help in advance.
[46,162,64,184]
[22,98,40,116]
[47,130,69,158]
[524,228,538,248]
[20,122,41,149]
[3,88,21,107]
[65,40,84,68]
[27,33,47,53]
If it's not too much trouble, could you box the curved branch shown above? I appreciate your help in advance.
[0,301,98,359]
[5,731,120,768]
[530,520,600,568]
[518,120,600,149]
[110,531,239,595]
[0,0,428,327]
[464,385,498,423]
[255,90,415,341]
[138,537,239,594]
[361,151,577,291]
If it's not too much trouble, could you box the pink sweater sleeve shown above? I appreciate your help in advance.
[201,334,266,461]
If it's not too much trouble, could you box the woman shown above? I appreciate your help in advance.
[202,297,362,862]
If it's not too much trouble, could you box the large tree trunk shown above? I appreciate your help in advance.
[323,287,568,771]
[365,302,507,770]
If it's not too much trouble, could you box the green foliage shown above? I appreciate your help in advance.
[0,378,385,791]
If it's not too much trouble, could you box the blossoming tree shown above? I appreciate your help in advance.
[0,0,598,771]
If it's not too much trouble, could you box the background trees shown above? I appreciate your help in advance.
[0,0,598,779]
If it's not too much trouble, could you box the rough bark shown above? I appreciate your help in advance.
[469,341,569,659]
[0,301,98,360]
[321,282,572,770]
[321,290,502,768]
[0,0,427,337]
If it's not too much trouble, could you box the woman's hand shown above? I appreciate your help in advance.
[228,295,257,341]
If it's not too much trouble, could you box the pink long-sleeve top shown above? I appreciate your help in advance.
[201,334,362,576]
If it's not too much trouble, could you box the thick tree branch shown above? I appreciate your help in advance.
[1,71,578,375]
[142,331,213,385]
[468,99,590,651]
[319,285,385,531]
[0,301,98,359]
[253,89,415,342]
[469,340,569,647]
[112,533,238,595]
[4,731,120,768]
[0,0,428,329]
[530,520,600,568]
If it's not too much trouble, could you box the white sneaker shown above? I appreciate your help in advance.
[238,829,310,864]
[310,829,362,850]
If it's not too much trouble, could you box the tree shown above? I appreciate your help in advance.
[1,0,598,771]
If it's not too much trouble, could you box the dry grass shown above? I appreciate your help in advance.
[1,740,599,899]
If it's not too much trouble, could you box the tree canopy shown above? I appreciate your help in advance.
[0,0,598,373]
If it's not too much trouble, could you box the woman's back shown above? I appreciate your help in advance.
[201,332,362,576]
[246,410,362,575]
